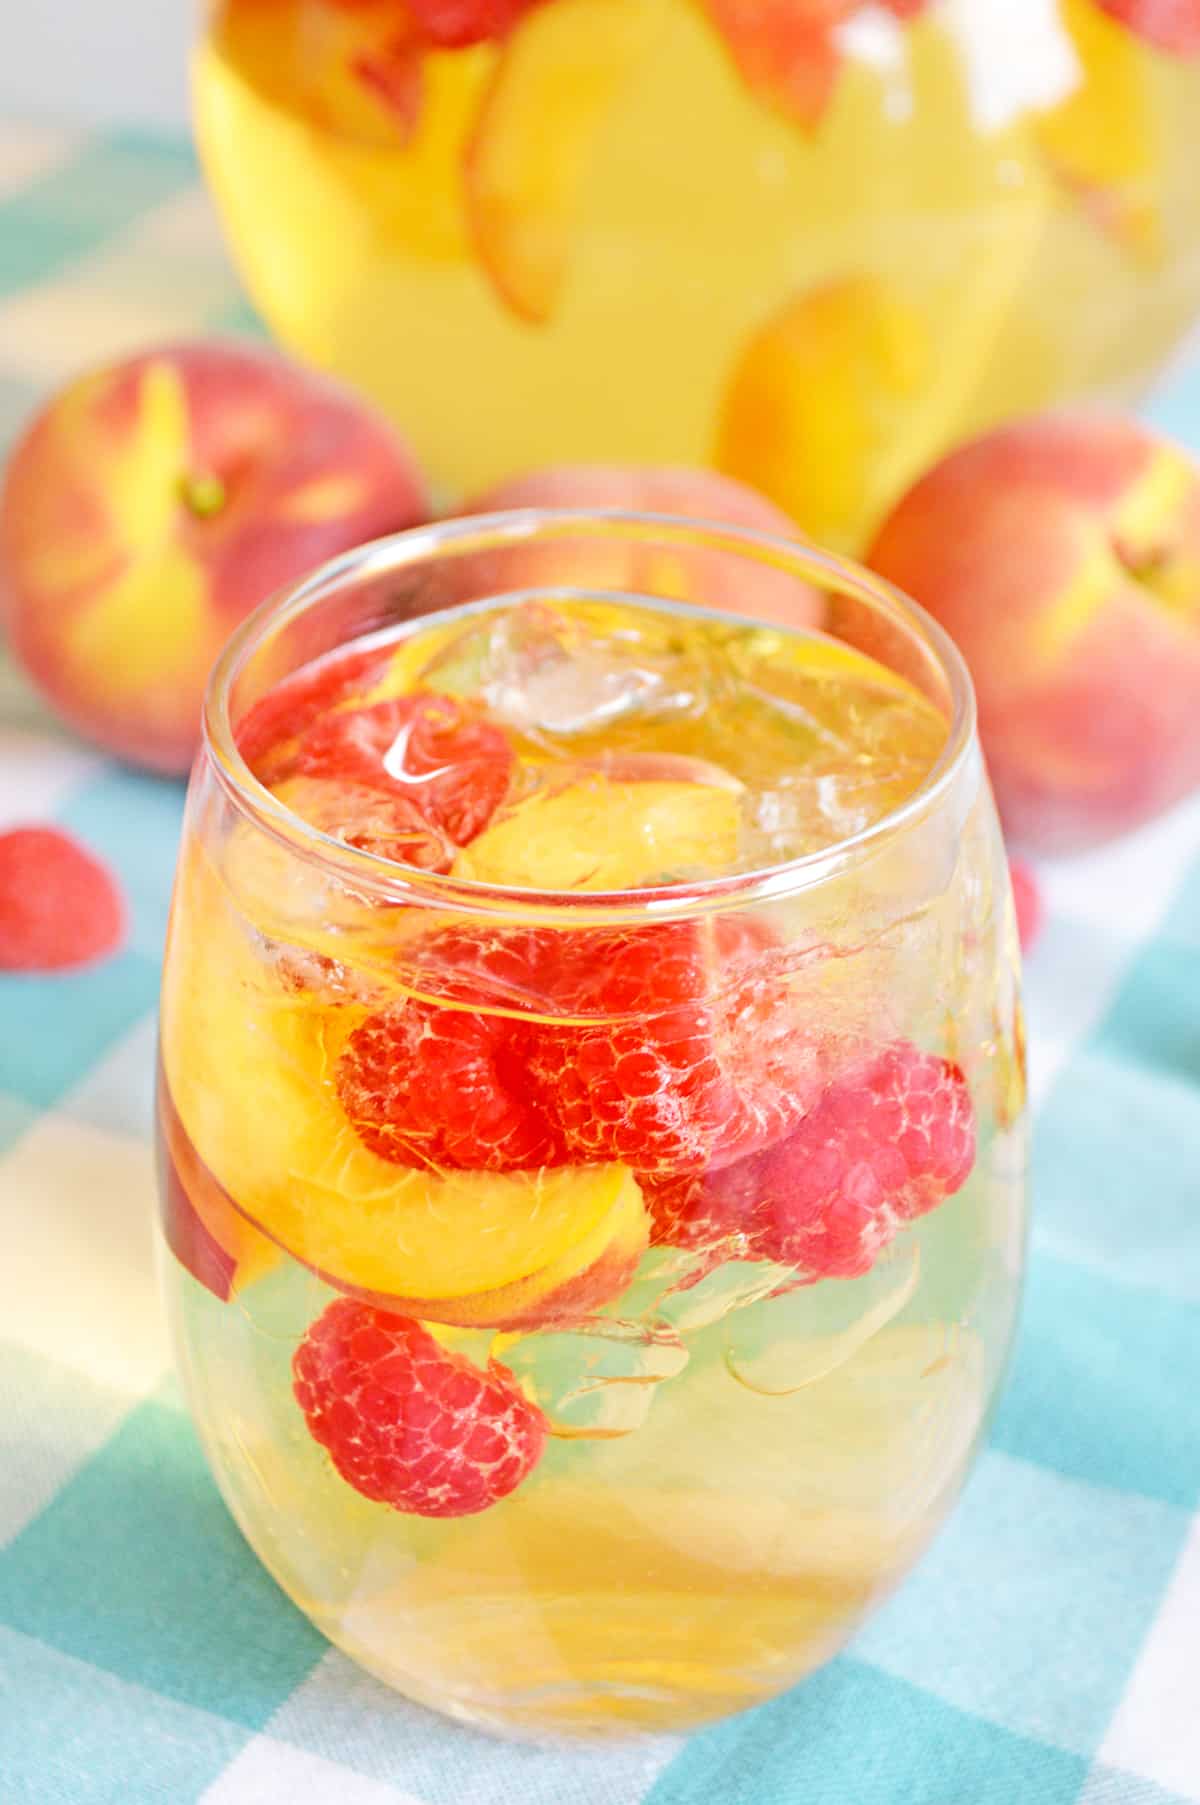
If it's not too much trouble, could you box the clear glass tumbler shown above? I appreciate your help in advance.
[157,511,1027,1737]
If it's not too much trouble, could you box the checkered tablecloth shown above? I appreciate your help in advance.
[1,118,1199,1805]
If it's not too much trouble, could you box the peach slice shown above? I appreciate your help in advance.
[715,276,929,553]
[212,0,425,148]
[1035,0,1165,261]
[453,774,742,889]
[161,845,647,1325]
[715,215,1047,552]
[464,0,659,322]
[699,0,930,132]
[294,1163,648,1330]
[157,1070,281,1301]
[699,1,857,132]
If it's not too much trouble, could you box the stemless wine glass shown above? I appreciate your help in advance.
[156,511,1027,1739]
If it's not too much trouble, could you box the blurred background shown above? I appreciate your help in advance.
[2,6,190,127]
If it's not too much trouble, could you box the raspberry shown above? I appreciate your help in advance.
[645,1041,975,1279]
[529,917,812,1175]
[283,776,457,873]
[406,0,540,47]
[336,916,809,1175]
[295,691,513,848]
[0,827,125,972]
[336,925,567,1170]
[292,1299,547,1516]
[1009,857,1042,954]
[236,645,392,780]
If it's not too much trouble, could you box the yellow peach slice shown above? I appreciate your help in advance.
[158,1072,282,1301]
[716,201,1047,553]
[161,845,646,1320]
[715,276,929,553]
[212,0,424,150]
[1035,0,1163,262]
[464,0,661,323]
[332,1164,648,1329]
[453,774,742,889]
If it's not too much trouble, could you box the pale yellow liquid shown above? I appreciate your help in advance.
[160,601,1027,1734]
[195,0,1200,546]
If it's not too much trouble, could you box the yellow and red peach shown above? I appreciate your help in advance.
[868,413,1200,853]
[460,464,823,629]
[0,340,429,775]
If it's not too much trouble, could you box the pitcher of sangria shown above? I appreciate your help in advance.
[195,0,1200,547]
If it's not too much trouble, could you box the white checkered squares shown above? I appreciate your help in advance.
[202,1738,428,1805]
[0,1114,169,1393]
[1098,1516,1200,1804]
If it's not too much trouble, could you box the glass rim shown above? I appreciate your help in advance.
[202,507,978,925]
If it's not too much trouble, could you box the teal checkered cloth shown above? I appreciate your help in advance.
[1,119,1199,1805]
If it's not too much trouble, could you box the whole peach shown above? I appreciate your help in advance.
[868,414,1200,853]
[0,340,429,774]
[458,465,823,631]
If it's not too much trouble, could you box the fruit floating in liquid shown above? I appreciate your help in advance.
[159,595,1025,1731]
[196,0,1200,544]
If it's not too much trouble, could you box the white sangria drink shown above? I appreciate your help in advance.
[157,512,1027,1735]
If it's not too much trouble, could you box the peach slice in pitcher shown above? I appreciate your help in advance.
[464,0,661,322]
[715,276,930,552]
[716,210,1047,552]
[699,0,930,133]
[1035,0,1167,262]
[211,0,426,148]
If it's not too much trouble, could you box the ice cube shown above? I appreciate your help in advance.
[423,602,705,739]
[495,1315,689,1438]
[723,1240,921,1394]
[656,1258,791,1335]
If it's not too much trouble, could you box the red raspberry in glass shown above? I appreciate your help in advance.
[293,1299,548,1516]
[335,915,809,1177]
[645,1041,976,1279]
[295,690,514,848]
[336,924,568,1170]
[529,917,814,1175]
[236,644,393,780]
[284,776,458,873]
